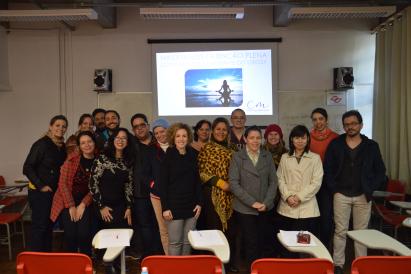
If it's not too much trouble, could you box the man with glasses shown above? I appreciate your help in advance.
[129,113,163,258]
[230,108,247,150]
[131,113,156,146]
[324,110,386,274]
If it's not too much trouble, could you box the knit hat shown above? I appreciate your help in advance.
[151,118,170,131]
[264,124,283,139]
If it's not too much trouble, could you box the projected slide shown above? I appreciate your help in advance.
[156,49,272,116]
[185,68,243,107]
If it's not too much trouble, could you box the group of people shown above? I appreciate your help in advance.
[22,107,386,274]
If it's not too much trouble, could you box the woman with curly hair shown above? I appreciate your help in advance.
[198,117,238,271]
[89,127,135,229]
[160,123,202,255]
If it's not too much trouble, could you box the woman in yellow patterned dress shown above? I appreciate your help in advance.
[198,117,238,272]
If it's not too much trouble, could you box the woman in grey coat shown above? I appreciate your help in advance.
[229,125,278,268]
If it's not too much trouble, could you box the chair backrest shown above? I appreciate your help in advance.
[0,175,5,186]
[386,180,406,201]
[16,252,93,274]
[351,256,411,274]
[251,258,334,274]
[141,255,222,274]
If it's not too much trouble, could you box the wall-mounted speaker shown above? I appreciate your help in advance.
[334,67,354,90]
[94,69,112,92]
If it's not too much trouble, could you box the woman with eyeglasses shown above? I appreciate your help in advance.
[276,125,323,257]
[191,120,211,152]
[23,115,68,252]
[50,131,97,256]
[89,127,135,229]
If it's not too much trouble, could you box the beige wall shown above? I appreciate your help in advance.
[0,7,376,182]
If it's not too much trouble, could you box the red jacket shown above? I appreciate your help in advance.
[50,152,93,222]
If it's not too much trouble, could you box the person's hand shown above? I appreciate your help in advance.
[124,208,132,226]
[293,195,301,206]
[193,205,202,219]
[257,203,267,212]
[252,202,264,209]
[100,206,113,222]
[76,203,85,221]
[163,210,173,221]
[40,185,53,192]
[69,206,77,222]
[286,196,297,207]
[220,181,230,191]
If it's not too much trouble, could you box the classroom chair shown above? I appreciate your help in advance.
[250,258,334,274]
[16,252,93,274]
[141,255,223,274]
[0,197,28,260]
[351,256,411,274]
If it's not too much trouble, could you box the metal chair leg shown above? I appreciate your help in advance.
[21,220,25,248]
[6,223,12,260]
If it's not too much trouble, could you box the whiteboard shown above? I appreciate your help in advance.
[98,92,153,131]
[278,91,346,144]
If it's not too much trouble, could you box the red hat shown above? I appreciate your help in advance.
[264,124,283,139]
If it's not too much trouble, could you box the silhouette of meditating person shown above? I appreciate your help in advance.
[216,80,233,107]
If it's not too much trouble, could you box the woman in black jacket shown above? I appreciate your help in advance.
[23,115,68,252]
[160,123,202,255]
[89,127,134,229]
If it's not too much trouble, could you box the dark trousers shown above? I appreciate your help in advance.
[202,186,238,267]
[236,209,275,268]
[132,198,163,257]
[60,201,92,256]
[317,186,334,250]
[277,214,319,258]
[28,190,54,252]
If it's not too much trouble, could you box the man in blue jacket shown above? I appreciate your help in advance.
[324,110,386,274]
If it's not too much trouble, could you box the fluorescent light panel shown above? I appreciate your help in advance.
[289,6,396,19]
[0,9,98,22]
[140,7,244,20]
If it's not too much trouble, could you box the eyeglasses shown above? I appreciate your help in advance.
[132,123,147,130]
[343,122,361,128]
[115,137,128,142]
[232,116,245,120]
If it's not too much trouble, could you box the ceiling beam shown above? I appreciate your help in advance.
[273,4,294,27]
[93,0,116,28]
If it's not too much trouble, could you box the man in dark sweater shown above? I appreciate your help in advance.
[130,113,163,258]
[324,110,386,274]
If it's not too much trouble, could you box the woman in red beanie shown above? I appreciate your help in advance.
[263,124,288,168]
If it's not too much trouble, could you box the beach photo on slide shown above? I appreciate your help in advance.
[185,68,243,108]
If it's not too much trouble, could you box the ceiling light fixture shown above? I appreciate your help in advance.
[140,7,245,20]
[0,9,98,22]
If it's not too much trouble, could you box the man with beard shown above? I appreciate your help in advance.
[92,108,106,136]
[95,110,120,150]
[310,108,338,250]
[324,110,386,274]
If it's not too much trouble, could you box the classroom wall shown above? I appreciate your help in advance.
[0,7,376,182]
